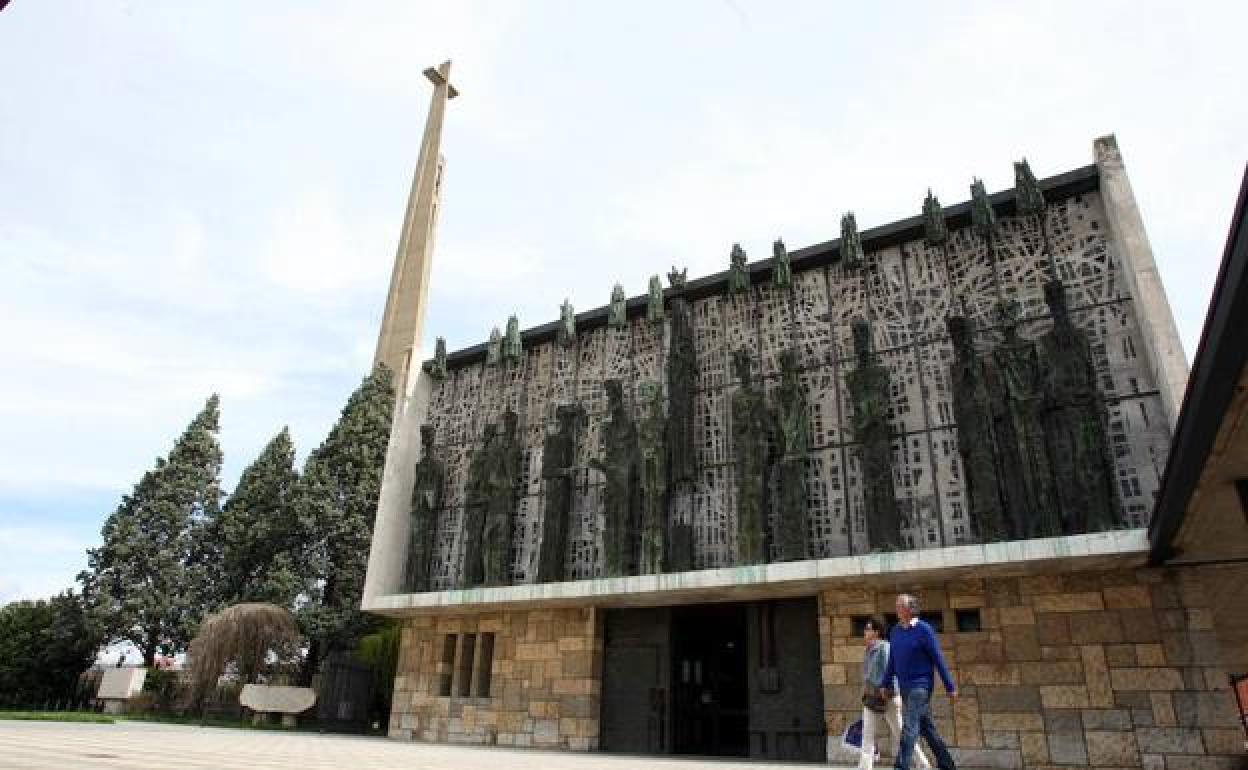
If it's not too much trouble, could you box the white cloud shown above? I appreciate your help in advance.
[0,527,92,604]
[259,188,391,296]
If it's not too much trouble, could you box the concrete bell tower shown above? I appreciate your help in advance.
[363,62,458,608]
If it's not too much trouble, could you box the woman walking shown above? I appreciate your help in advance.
[860,616,932,770]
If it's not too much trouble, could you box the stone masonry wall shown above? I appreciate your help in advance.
[389,607,603,749]
[819,568,1243,770]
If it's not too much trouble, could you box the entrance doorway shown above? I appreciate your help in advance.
[671,603,749,756]
[600,597,825,761]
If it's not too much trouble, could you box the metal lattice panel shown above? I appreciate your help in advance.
[566,472,603,580]
[693,387,730,469]
[688,297,722,392]
[806,447,849,558]
[509,494,541,583]
[904,241,958,342]
[411,191,1174,583]
[791,268,833,370]
[803,366,843,448]
[826,263,868,361]
[630,316,666,393]
[756,284,795,380]
[691,465,734,569]
[865,246,912,352]
[993,211,1055,312]
[548,344,579,408]
[723,290,758,371]
[430,505,463,590]
[602,325,633,386]
[522,341,554,424]
[575,327,609,414]
[943,227,1001,329]
[930,427,971,545]
[894,434,940,549]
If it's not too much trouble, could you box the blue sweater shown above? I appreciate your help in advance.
[881,619,956,693]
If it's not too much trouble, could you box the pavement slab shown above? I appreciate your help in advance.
[0,721,840,769]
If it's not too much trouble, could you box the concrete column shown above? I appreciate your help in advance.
[1094,135,1189,431]
[361,369,434,607]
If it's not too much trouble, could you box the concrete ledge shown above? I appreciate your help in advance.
[364,530,1148,617]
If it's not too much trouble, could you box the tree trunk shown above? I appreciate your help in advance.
[299,637,321,686]
[142,629,159,667]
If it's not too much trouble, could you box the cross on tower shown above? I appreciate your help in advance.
[374,60,460,393]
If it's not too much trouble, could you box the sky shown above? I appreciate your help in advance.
[1,1,1245,605]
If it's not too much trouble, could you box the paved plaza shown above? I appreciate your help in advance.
[0,720,839,769]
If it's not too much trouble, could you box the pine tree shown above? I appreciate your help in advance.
[199,427,304,610]
[80,395,223,665]
[296,364,394,681]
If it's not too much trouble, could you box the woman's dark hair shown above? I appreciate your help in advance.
[864,615,888,635]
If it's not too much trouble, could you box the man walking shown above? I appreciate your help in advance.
[881,593,958,770]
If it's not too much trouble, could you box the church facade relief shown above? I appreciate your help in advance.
[407,164,1173,590]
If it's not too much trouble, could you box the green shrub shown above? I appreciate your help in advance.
[355,622,401,727]
[142,668,184,712]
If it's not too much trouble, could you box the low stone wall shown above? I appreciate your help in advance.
[819,568,1243,770]
[389,607,603,749]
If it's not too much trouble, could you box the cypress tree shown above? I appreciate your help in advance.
[80,395,223,665]
[201,427,303,610]
[297,364,394,680]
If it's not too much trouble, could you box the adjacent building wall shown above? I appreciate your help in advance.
[819,568,1242,770]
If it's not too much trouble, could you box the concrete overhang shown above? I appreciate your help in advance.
[365,530,1147,617]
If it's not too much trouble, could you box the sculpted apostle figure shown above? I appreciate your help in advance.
[846,321,903,552]
[590,380,640,577]
[1037,280,1121,533]
[771,349,811,561]
[537,404,582,582]
[460,423,496,587]
[405,424,446,592]
[482,410,522,586]
[987,300,1061,538]
[666,273,697,485]
[637,383,668,575]
[946,316,1009,542]
[731,349,769,565]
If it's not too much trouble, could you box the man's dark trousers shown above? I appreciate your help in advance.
[895,687,956,770]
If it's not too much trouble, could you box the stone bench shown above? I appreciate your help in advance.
[239,685,317,728]
[96,667,147,714]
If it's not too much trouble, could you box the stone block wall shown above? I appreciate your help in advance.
[819,569,1244,770]
[389,607,603,749]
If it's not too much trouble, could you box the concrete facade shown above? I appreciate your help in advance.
[362,139,1183,609]
[360,137,1238,766]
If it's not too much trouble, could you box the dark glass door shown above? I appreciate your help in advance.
[671,603,749,757]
